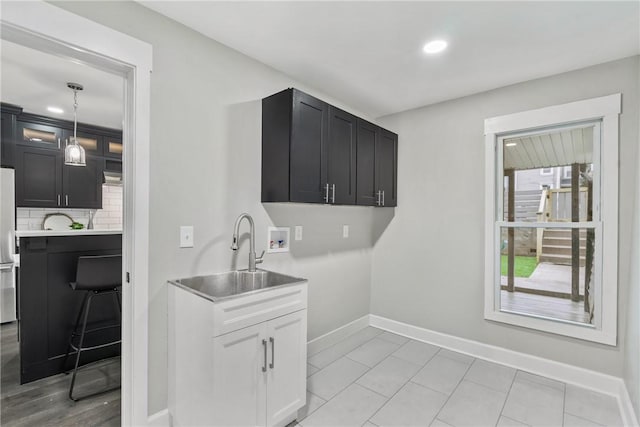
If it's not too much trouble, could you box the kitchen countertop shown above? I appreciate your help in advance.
[15,229,123,238]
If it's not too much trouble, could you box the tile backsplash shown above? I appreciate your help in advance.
[16,185,123,231]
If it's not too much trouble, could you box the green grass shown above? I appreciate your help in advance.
[501,255,538,278]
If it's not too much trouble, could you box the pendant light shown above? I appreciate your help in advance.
[64,82,86,167]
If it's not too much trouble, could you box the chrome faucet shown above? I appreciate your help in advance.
[231,213,265,272]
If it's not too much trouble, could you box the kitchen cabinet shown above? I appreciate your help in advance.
[15,145,62,208]
[262,88,328,203]
[62,156,104,209]
[1,103,21,168]
[15,145,103,209]
[262,88,397,207]
[17,120,63,151]
[17,233,122,383]
[103,135,122,159]
[168,278,308,427]
[327,106,357,204]
[62,129,103,156]
[356,119,398,207]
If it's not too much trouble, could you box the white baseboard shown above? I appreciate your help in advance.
[307,314,370,356]
[148,408,170,427]
[370,315,639,427]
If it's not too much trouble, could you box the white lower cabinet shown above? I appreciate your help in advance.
[168,282,308,427]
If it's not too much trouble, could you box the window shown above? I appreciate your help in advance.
[484,94,620,345]
[540,168,553,176]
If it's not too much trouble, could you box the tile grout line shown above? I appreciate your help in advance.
[307,328,383,370]
[431,355,475,424]
[495,365,519,427]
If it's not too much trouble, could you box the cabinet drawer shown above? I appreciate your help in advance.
[212,283,307,337]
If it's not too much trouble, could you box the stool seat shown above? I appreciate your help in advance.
[72,254,122,291]
[63,254,122,401]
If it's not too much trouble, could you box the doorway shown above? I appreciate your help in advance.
[1,3,152,425]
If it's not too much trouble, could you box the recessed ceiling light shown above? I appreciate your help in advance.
[506,142,517,147]
[47,106,64,114]
[423,40,448,54]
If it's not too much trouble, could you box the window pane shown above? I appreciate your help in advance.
[502,125,596,223]
[499,226,596,325]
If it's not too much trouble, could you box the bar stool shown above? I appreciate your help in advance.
[63,254,122,401]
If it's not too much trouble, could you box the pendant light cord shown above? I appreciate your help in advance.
[73,89,78,144]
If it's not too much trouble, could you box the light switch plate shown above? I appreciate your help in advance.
[343,225,349,238]
[294,225,303,241]
[180,226,194,248]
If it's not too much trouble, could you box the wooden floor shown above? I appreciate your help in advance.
[501,290,591,324]
[1,322,121,426]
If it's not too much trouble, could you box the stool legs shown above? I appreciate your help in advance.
[62,292,89,372]
[69,291,94,401]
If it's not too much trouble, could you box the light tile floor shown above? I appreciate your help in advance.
[297,327,624,427]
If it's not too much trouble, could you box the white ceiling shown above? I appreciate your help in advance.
[1,40,124,129]
[139,1,640,118]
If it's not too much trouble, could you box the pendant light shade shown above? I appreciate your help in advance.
[65,82,86,167]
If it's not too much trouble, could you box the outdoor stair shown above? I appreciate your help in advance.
[539,228,586,266]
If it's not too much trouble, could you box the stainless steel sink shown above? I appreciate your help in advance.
[169,269,306,302]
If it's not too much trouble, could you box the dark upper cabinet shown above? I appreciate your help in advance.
[15,146,63,208]
[62,156,103,209]
[376,128,398,207]
[15,145,103,209]
[290,90,328,203]
[1,113,17,168]
[262,88,397,207]
[17,121,63,150]
[356,119,378,206]
[62,129,103,156]
[104,135,122,159]
[356,120,398,207]
[327,106,357,205]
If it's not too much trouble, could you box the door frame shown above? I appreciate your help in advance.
[1,2,152,425]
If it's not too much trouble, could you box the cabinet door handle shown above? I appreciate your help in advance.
[382,190,385,206]
[65,195,69,206]
[57,194,61,206]
[269,337,275,369]
[57,138,61,149]
[376,190,381,206]
[324,183,329,203]
[262,339,267,372]
[331,184,336,204]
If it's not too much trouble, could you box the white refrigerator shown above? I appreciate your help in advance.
[1,167,17,323]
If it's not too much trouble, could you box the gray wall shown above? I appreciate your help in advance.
[624,60,640,418]
[373,56,639,378]
[51,1,375,414]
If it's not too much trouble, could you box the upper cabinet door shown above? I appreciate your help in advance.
[290,90,328,203]
[16,121,63,151]
[327,106,357,205]
[1,112,16,168]
[104,135,122,159]
[15,146,62,208]
[356,119,378,206]
[62,129,103,156]
[376,129,398,207]
[62,156,103,209]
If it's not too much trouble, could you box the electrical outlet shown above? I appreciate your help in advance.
[295,225,303,241]
[180,226,194,248]
[343,225,349,238]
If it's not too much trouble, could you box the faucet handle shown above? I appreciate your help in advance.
[256,250,266,264]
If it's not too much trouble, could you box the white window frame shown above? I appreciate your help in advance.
[540,167,553,176]
[484,94,620,345]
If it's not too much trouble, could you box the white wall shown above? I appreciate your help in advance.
[623,59,640,419]
[51,1,376,414]
[372,56,640,378]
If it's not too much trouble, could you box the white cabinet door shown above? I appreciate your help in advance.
[212,322,267,427]
[266,310,307,427]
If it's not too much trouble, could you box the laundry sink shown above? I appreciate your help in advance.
[168,269,306,302]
